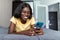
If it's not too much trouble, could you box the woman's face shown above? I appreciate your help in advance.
[21,7,30,21]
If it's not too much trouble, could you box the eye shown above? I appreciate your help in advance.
[22,11,26,13]
[27,11,30,14]
[22,11,30,14]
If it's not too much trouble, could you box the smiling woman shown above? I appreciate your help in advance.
[8,2,35,36]
[8,2,43,36]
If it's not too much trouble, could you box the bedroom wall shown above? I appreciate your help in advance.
[0,0,13,28]
[58,3,60,31]
[48,3,59,12]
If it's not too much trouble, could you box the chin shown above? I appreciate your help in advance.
[23,19,27,21]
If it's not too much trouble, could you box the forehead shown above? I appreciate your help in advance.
[22,7,30,11]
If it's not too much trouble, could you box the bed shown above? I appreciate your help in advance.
[0,26,60,40]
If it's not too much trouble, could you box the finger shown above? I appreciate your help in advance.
[30,31,35,34]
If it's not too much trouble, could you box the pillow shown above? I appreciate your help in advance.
[0,26,8,34]
[35,22,44,28]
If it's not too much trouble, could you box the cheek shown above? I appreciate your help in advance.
[21,13,24,16]
[27,14,30,17]
[28,14,30,16]
[20,13,24,18]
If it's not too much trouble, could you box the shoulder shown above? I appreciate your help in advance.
[30,16,35,22]
[31,16,35,20]
[10,16,19,21]
[10,16,19,24]
[11,16,18,20]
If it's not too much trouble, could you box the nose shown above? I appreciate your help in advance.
[25,12,28,16]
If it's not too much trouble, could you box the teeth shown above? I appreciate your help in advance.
[24,17,28,18]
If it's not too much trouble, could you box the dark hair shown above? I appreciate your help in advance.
[13,2,32,19]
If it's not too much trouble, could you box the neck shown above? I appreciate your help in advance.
[21,19,27,24]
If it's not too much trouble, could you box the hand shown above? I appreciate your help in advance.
[35,28,43,35]
[27,30,35,36]
[25,29,35,36]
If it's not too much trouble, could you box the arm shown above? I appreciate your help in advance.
[8,22,16,34]
[8,22,35,36]
[31,24,35,29]
[8,22,26,34]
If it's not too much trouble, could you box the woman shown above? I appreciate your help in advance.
[8,2,43,36]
